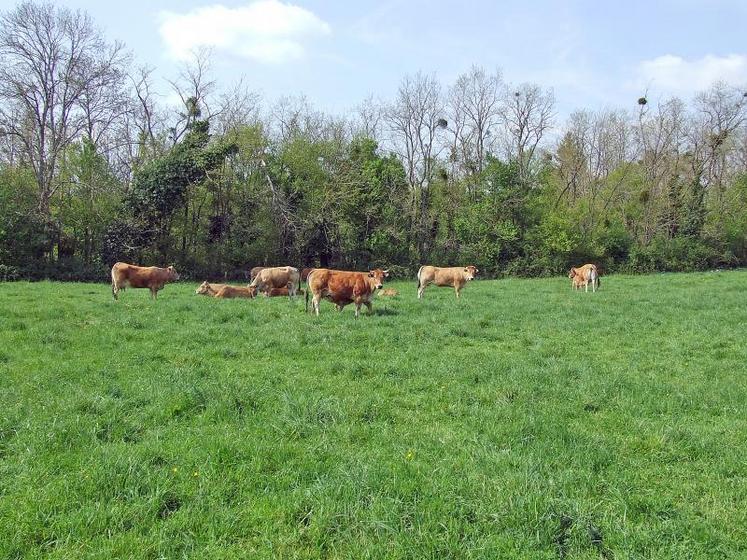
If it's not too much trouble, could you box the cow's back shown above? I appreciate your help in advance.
[432,266,464,286]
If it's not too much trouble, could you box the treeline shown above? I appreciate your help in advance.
[1,1,747,282]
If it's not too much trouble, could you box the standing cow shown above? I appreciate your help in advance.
[111,262,179,300]
[568,264,600,293]
[416,265,478,299]
[306,268,389,317]
[248,266,300,297]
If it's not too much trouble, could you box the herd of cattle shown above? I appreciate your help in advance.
[110,261,600,316]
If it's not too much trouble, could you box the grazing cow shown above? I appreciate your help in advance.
[196,281,228,296]
[249,266,266,282]
[378,288,399,297]
[111,262,179,300]
[263,287,305,297]
[306,268,389,317]
[416,265,478,299]
[249,266,301,297]
[301,268,314,282]
[569,264,600,293]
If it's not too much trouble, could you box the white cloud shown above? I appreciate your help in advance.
[158,1,331,64]
[634,54,747,95]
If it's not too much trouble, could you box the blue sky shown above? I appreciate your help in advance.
[7,0,746,118]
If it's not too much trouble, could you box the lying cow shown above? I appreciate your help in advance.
[263,287,305,297]
[111,262,179,300]
[249,266,300,297]
[306,268,389,317]
[416,265,478,299]
[215,285,255,299]
[196,281,228,296]
[197,281,255,299]
[378,288,399,297]
[569,264,600,292]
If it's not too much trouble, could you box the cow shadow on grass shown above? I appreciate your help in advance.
[370,307,399,316]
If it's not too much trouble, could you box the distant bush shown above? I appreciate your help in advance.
[0,264,20,281]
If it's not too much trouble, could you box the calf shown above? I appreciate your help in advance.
[111,262,179,300]
[263,287,305,297]
[417,265,478,299]
[378,288,399,297]
[249,266,265,282]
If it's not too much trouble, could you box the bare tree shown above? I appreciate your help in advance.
[500,83,555,184]
[213,78,261,135]
[0,1,130,216]
[167,48,219,144]
[447,66,503,182]
[689,82,747,204]
[354,94,384,141]
[383,72,447,255]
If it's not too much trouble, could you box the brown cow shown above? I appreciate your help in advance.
[249,266,300,297]
[306,268,389,317]
[416,265,478,299]
[263,287,305,297]
[196,281,255,298]
[301,268,314,282]
[196,281,228,296]
[249,266,265,282]
[569,264,599,292]
[111,262,179,300]
[215,285,255,299]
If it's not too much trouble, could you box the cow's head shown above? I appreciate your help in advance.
[368,269,389,290]
[167,265,180,281]
[196,281,211,295]
[568,267,577,279]
[246,285,258,298]
[464,266,478,280]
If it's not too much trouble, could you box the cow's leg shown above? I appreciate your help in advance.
[112,281,119,300]
[365,301,373,314]
[313,294,321,316]
[584,280,589,293]
[417,281,426,299]
[354,302,361,318]
[455,284,460,299]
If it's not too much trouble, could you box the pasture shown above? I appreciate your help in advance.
[0,271,746,559]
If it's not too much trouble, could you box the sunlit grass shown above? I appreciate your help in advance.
[1,271,746,558]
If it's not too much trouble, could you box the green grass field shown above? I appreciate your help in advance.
[1,271,746,559]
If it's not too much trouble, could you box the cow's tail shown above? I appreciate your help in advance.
[305,270,312,313]
[416,266,423,294]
